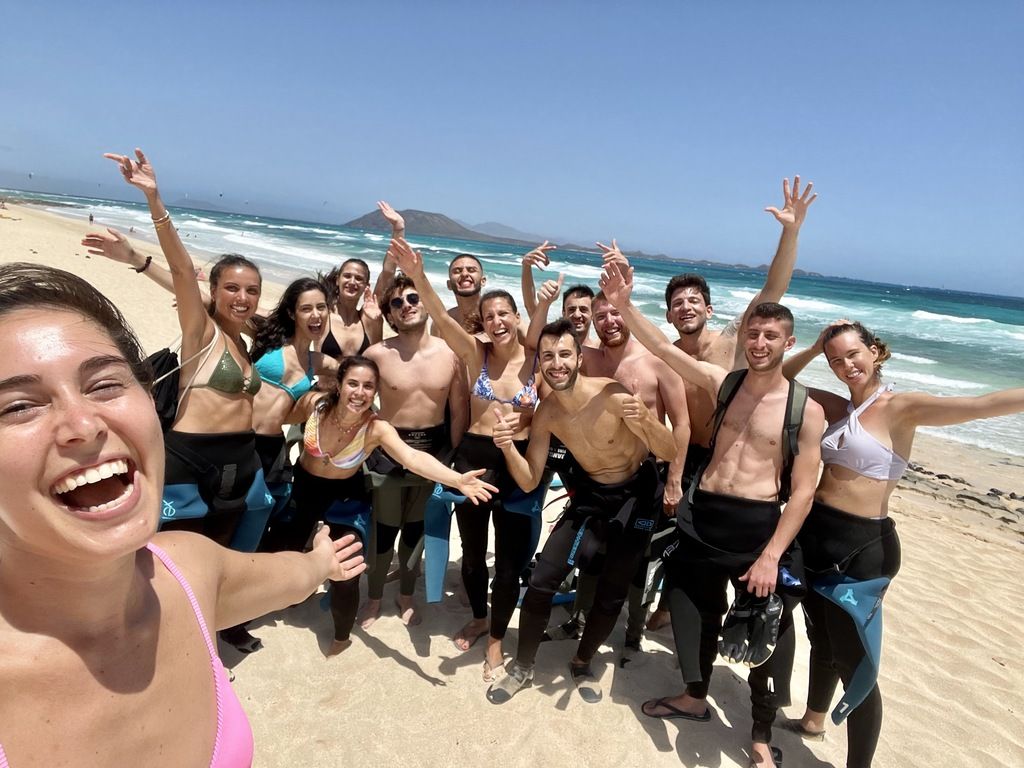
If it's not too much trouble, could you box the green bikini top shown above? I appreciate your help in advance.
[190,327,262,397]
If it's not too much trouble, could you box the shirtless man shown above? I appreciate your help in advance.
[360,275,468,627]
[536,281,690,659]
[601,261,824,768]
[520,240,600,348]
[432,253,487,334]
[485,318,676,705]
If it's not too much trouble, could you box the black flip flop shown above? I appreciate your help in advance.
[640,697,711,722]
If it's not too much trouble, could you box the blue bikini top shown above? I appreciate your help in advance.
[471,348,537,409]
[254,345,314,401]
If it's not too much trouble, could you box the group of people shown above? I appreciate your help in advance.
[1,155,1022,768]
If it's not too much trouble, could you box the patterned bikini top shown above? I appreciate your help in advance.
[303,401,374,469]
[471,348,538,409]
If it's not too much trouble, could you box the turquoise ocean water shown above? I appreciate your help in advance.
[10,190,1024,457]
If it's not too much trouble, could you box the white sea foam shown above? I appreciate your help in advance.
[221,233,337,264]
[889,370,985,390]
[911,310,988,325]
[890,352,938,365]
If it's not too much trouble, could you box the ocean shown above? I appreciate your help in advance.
[9,189,1024,457]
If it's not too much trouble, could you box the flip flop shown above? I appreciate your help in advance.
[482,658,505,683]
[778,718,826,741]
[640,697,711,722]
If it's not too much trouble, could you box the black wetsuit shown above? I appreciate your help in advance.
[799,501,901,768]
[451,433,535,640]
[515,457,659,668]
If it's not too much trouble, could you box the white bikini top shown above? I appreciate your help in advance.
[820,383,909,482]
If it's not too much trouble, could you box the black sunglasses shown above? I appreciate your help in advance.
[389,293,421,310]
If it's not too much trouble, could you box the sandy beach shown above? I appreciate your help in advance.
[2,202,1022,767]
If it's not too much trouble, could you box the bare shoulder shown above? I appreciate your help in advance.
[800,396,826,432]
[150,530,223,595]
[362,341,387,361]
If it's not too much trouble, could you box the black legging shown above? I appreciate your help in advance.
[515,460,657,667]
[666,489,802,744]
[799,501,901,768]
[452,433,536,640]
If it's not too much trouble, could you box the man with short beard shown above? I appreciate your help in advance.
[432,253,486,334]
[485,318,676,706]
[601,261,824,768]
[360,275,468,627]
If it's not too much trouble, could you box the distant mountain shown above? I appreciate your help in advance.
[342,209,534,246]
[470,221,548,243]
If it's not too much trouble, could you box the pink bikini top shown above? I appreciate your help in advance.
[0,544,255,768]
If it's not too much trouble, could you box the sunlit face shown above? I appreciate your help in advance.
[480,297,519,346]
[667,286,712,336]
[562,294,593,337]
[447,257,485,298]
[539,333,581,391]
[212,265,261,325]
[388,287,427,332]
[592,298,629,348]
[336,365,378,416]
[292,289,328,340]
[743,316,794,372]
[337,262,369,300]
[0,310,162,563]
[824,331,880,387]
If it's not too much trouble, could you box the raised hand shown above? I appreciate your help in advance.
[314,527,368,582]
[361,286,382,321]
[377,200,405,232]
[103,148,158,196]
[599,259,635,307]
[492,407,517,449]
[456,469,499,505]
[764,175,817,230]
[596,238,628,268]
[81,227,143,267]
[523,240,557,269]
[389,237,425,279]
[537,272,565,306]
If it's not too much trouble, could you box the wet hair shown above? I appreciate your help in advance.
[750,302,795,333]
[251,277,327,362]
[321,259,372,311]
[479,289,518,315]
[665,273,711,308]
[448,253,483,272]
[0,262,151,386]
[822,321,892,372]
[561,284,594,310]
[326,355,380,411]
[539,317,582,354]
[381,274,418,331]
[207,254,262,317]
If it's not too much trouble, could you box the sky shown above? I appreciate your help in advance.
[2,1,1022,296]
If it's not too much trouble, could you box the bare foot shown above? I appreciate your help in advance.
[483,636,504,682]
[452,618,489,652]
[646,607,671,632]
[325,639,352,657]
[358,598,382,629]
[749,742,781,767]
[395,595,422,626]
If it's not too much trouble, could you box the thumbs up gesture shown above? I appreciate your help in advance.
[622,378,649,423]
[492,406,517,449]
[537,272,564,306]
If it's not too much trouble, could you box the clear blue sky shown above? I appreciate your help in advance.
[2,2,1022,295]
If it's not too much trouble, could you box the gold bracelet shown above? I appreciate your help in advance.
[151,212,171,227]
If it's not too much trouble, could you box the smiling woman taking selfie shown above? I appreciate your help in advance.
[0,263,366,767]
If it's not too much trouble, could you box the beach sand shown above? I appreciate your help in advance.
[3,203,1023,767]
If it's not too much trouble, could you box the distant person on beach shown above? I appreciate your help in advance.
[779,320,1024,768]
[601,260,825,768]
[485,318,675,705]
[88,212,93,223]
[263,355,495,656]
[391,236,542,682]
[319,201,400,363]
[0,262,366,767]
[359,274,469,628]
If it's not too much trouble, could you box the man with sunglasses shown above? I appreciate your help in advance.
[360,275,469,628]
